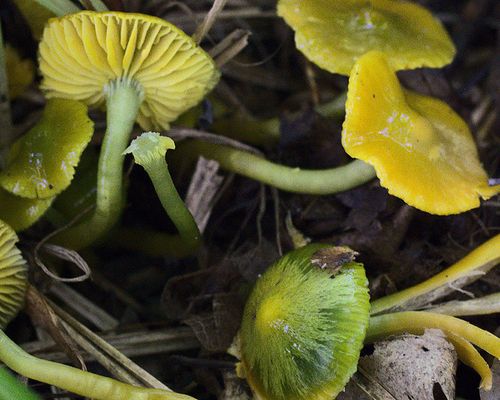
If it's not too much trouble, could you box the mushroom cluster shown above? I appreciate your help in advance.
[276,0,498,214]
[38,11,220,248]
[238,241,500,400]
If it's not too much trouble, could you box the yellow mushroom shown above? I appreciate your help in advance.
[342,51,498,215]
[0,219,27,329]
[278,0,456,75]
[0,98,94,200]
[38,11,219,248]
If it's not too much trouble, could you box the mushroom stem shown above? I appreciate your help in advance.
[212,93,347,147]
[0,329,195,400]
[53,80,142,249]
[176,140,376,194]
[446,333,493,390]
[366,311,500,359]
[370,234,500,315]
[124,132,200,256]
[140,156,201,255]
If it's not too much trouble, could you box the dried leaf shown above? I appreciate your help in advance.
[311,246,358,276]
[184,293,243,353]
[357,330,457,400]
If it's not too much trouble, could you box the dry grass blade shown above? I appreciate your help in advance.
[185,157,224,233]
[34,243,91,282]
[48,282,119,331]
[167,8,276,28]
[22,327,199,364]
[49,301,173,390]
[425,292,500,316]
[25,286,86,370]
[210,29,250,67]
[167,127,263,155]
[193,0,229,44]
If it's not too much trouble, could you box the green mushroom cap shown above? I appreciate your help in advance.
[239,244,370,400]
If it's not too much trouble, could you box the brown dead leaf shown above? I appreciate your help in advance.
[311,246,358,276]
[25,285,86,370]
[184,293,243,353]
[354,330,457,400]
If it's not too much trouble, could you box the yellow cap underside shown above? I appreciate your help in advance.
[39,11,219,130]
[0,220,27,329]
[342,51,498,215]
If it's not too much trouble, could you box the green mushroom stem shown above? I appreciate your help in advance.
[0,330,194,400]
[124,132,201,256]
[52,80,143,250]
[175,139,375,195]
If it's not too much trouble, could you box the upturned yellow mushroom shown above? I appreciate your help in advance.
[342,51,499,215]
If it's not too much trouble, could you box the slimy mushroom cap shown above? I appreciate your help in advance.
[239,244,370,400]
[278,0,455,75]
[342,51,499,215]
[0,99,94,199]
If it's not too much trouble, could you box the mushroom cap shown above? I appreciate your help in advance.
[0,219,28,329]
[278,0,456,75]
[240,244,370,400]
[0,189,53,232]
[39,11,220,130]
[342,51,499,215]
[0,98,94,199]
[123,131,175,168]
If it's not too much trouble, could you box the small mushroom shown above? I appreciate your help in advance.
[0,98,94,199]
[39,11,219,248]
[123,132,200,256]
[239,244,370,400]
[342,51,498,215]
[277,0,456,75]
[0,219,28,329]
